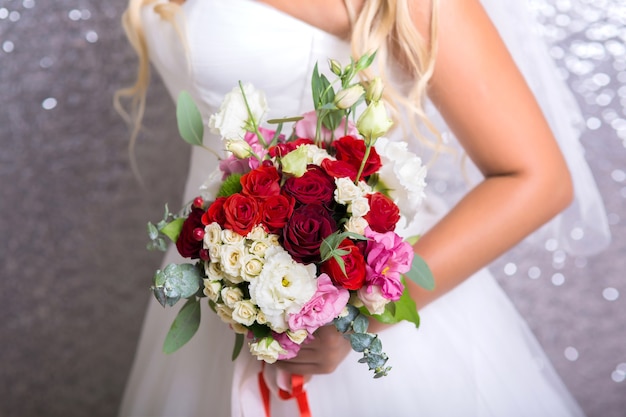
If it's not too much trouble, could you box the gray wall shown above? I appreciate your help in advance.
[0,1,624,416]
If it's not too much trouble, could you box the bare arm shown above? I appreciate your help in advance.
[407,0,573,308]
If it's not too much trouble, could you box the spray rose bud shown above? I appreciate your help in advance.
[328,58,342,76]
[225,139,253,159]
[356,101,393,143]
[335,85,365,110]
[366,77,384,103]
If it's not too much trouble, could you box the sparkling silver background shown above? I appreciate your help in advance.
[0,1,624,416]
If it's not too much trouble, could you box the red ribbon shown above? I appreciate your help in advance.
[259,369,311,417]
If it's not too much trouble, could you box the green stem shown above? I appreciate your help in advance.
[355,139,372,184]
[238,81,268,148]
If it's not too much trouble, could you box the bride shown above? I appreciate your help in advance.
[116,0,609,416]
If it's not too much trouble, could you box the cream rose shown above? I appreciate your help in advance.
[249,337,285,364]
[231,300,257,326]
[221,286,244,308]
[203,279,222,302]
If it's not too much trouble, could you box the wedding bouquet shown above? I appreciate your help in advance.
[147,53,434,378]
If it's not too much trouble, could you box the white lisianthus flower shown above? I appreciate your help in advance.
[287,329,309,345]
[356,101,393,143]
[205,261,224,281]
[304,144,332,166]
[344,216,369,235]
[241,253,264,281]
[203,279,222,302]
[232,300,258,326]
[220,243,245,277]
[334,177,363,205]
[357,285,389,315]
[374,137,427,220]
[249,337,285,364]
[225,139,254,159]
[249,247,317,330]
[349,196,370,218]
[199,168,223,201]
[208,83,268,139]
[221,229,245,245]
[221,286,244,309]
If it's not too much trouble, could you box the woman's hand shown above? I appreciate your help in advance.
[275,325,352,377]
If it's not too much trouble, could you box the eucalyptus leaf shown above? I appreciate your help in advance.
[349,333,374,352]
[163,298,201,354]
[176,91,204,146]
[334,304,359,333]
[152,263,203,307]
[147,222,159,240]
[352,314,369,334]
[160,218,185,243]
[404,254,435,291]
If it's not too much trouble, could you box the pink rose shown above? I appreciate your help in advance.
[273,332,305,360]
[288,274,350,334]
[363,227,413,301]
[295,110,358,142]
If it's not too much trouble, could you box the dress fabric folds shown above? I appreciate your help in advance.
[119,1,606,416]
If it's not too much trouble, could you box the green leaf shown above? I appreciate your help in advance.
[352,314,369,334]
[176,91,204,146]
[266,116,304,124]
[217,173,243,197]
[160,218,185,243]
[232,333,244,361]
[163,298,201,354]
[393,288,421,329]
[404,254,435,291]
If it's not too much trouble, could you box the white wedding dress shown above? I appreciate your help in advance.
[119,1,609,416]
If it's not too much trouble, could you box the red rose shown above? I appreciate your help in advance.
[222,193,260,236]
[176,206,205,259]
[240,165,281,200]
[364,192,400,233]
[320,158,358,181]
[333,135,381,179]
[201,196,227,227]
[282,165,335,206]
[260,194,295,234]
[321,238,367,290]
[282,204,337,264]
[269,138,315,158]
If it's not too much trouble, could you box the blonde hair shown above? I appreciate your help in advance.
[115,0,441,175]
[114,0,182,182]
[349,0,441,151]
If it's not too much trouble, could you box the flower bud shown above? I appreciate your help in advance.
[328,58,342,76]
[225,139,253,159]
[365,77,384,103]
[334,84,365,109]
[356,101,393,143]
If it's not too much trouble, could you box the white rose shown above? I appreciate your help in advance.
[374,137,427,220]
[231,300,257,326]
[241,253,264,281]
[344,216,368,235]
[249,337,285,364]
[248,240,270,258]
[205,261,224,281]
[249,247,317,328]
[221,286,244,308]
[220,243,245,277]
[221,228,245,245]
[304,144,332,165]
[357,285,390,315]
[334,177,362,205]
[349,196,370,218]
[287,329,309,345]
[246,225,268,241]
[203,279,222,302]
[208,83,268,139]
[204,222,223,248]
[215,303,234,324]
